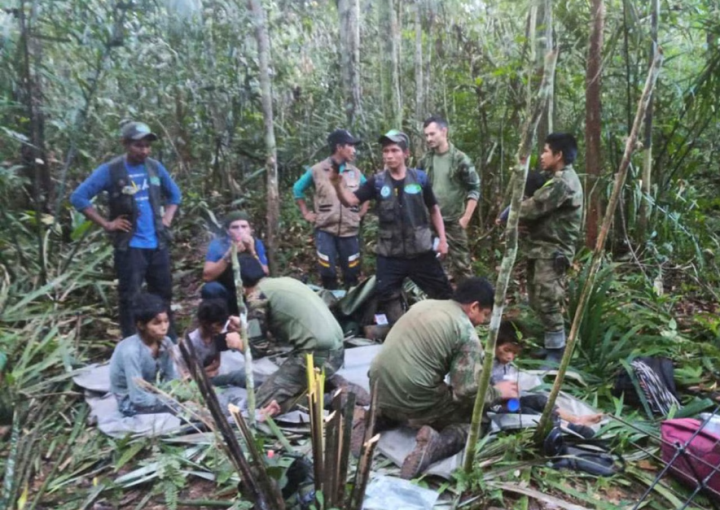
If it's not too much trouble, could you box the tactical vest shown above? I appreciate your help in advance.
[374,169,433,258]
[311,158,363,237]
[107,156,168,251]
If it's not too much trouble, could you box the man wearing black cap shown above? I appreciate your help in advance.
[71,121,182,339]
[332,130,453,323]
[293,129,369,289]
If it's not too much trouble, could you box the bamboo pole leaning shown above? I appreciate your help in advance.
[178,337,284,509]
[533,48,664,443]
[463,48,559,474]
[231,243,256,426]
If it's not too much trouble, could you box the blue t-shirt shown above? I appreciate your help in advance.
[71,158,182,249]
[206,236,268,267]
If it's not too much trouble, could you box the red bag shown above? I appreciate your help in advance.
[661,418,720,499]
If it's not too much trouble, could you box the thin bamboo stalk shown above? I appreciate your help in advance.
[324,410,340,505]
[231,243,255,426]
[533,48,664,443]
[228,404,284,505]
[463,48,559,474]
[337,391,356,502]
[349,434,380,510]
[179,337,279,509]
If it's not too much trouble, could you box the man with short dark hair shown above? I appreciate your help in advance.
[293,129,369,289]
[517,133,583,365]
[71,122,182,338]
[202,211,268,314]
[419,115,480,281]
[363,277,518,479]
[332,130,453,323]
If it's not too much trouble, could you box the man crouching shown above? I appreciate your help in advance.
[365,277,519,479]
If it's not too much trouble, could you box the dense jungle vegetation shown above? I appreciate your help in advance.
[1,0,720,508]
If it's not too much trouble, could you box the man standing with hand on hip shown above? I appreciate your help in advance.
[293,129,368,289]
[71,121,182,338]
[419,115,480,282]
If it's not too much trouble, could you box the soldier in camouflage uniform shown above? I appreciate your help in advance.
[517,133,583,365]
[358,278,518,479]
[236,255,346,414]
[418,116,481,282]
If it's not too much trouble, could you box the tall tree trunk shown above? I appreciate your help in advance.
[537,0,554,146]
[584,0,605,248]
[247,0,279,274]
[534,49,663,444]
[18,0,48,282]
[413,0,424,158]
[638,0,659,236]
[338,0,362,126]
[382,0,402,127]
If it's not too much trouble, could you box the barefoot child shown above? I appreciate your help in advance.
[492,320,603,431]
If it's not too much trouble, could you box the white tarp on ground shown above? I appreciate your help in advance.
[75,343,603,479]
[72,352,280,438]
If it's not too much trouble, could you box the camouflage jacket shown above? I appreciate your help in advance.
[417,143,480,221]
[518,164,583,260]
[245,277,344,358]
[369,300,499,414]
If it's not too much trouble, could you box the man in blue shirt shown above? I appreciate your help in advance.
[202,210,268,314]
[71,122,182,339]
[293,129,368,289]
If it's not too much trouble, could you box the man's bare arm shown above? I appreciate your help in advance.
[429,204,448,257]
[81,206,131,232]
[330,174,361,208]
[162,204,178,228]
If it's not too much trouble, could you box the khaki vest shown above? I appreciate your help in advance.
[311,158,362,237]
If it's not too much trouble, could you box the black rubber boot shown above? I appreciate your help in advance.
[540,346,566,370]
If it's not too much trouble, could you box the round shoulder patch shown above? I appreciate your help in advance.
[380,185,392,198]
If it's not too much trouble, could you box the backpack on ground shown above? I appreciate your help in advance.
[661,418,720,500]
[613,356,681,416]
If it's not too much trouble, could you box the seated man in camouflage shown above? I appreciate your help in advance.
[238,255,363,413]
[361,277,519,479]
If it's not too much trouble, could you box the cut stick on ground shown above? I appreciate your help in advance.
[349,434,380,510]
[463,47,559,474]
[337,391,356,502]
[228,404,283,503]
[323,410,340,506]
[533,48,664,443]
[178,337,283,510]
[231,243,256,426]
[305,353,326,494]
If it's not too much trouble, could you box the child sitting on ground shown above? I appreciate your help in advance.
[110,293,179,416]
[177,299,260,388]
[492,320,603,432]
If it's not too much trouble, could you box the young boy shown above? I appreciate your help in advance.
[492,320,603,432]
[176,299,250,387]
[110,293,178,416]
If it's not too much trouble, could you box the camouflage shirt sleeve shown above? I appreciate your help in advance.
[456,152,481,202]
[245,288,271,358]
[518,175,573,221]
[448,326,500,404]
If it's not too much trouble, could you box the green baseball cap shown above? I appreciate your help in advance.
[378,129,409,149]
[121,121,158,141]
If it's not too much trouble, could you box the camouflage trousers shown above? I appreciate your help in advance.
[373,381,476,431]
[527,258,566,348]
[443,220,473,282]
[256,348,344,414]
